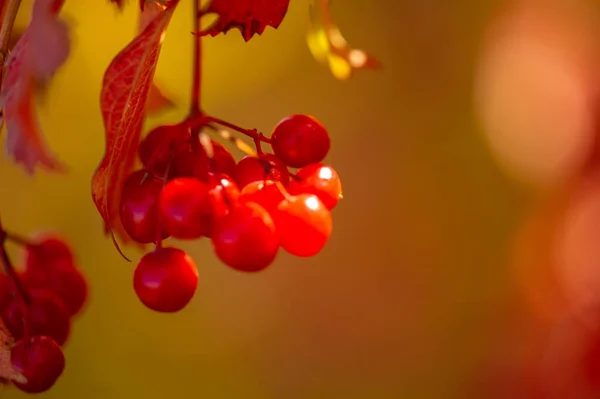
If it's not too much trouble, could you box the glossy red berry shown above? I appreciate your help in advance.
[11,336,65,393]
[139,124,189,176]
[234,154,290,189]
[133,248,198,313]
[211,202,279,272]
[1,290,71,346]
[272,194,332,257]
[240,180,285,213]
[159,178,212,239]
[288,163,343,210]
[22,264,88,317]
[270,114,330,168]
[120,170,168,244]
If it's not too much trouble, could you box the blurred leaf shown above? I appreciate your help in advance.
[307,0,382,80]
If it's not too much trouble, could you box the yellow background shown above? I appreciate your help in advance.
[0,0,532,398]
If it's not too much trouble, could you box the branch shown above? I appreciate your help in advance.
[0,0,22,91]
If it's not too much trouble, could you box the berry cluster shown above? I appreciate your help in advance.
[121,114,343,312]
[0,232,88,393]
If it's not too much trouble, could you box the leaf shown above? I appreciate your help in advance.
[201,0,291,42]
[0,317,25,384]
[307,0,382,80]
[139,0,176,115]
[0,0,70,174]
[92,0,179,246]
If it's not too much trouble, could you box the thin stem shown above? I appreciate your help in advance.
[4,232,34,247]
[205,116,272,144]
[190,0,202,116]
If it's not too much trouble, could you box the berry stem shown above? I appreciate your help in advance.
[205,116,272,144]
[190,0,203,116]
[4,232,35,247]
[0,220,32,340]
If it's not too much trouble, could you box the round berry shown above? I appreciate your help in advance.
[11,336,65,393]
[1,290,71,346]
[211,202,279,272]
[139,124,189,177]
[234,154,290,189]
[133,248,198,313]
[159,178,212,239]
[240,180,285,212]
[120,170,168,244]
[22,265,88,317]
[288,164,342,210]
[171,143,210,181]
[24,236,73,270]
[272,194,332,257]
[270,114,330,168]
[210,141,237,178]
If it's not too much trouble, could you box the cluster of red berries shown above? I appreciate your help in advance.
[121,114,343,313]
[0,233,88,393]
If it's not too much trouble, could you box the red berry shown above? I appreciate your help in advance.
[133,248,198,313]
[211,202,279,272]
[22,265,88,317]
[120,170,168,244]
[240,180,285,212]
[159,178,212,239]
[272,194,332,257]
[171,143,210,181]
[139,124,189,177]
[24,236,73,271]
[11,336,65,393]
[288,164,342,210]
[210,141,236,177]
[1,290,71,346]
[234,154,290,189]
[270,114,330,168]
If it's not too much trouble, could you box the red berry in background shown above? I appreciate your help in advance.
[11,336,65,393]
[240,180,285,212]
[133,248,198,313]
[1,290,71,346]
[171,143,210,181]
[22,265,88,317]
[120,170,168,244]
[159,178,212,239]
[272,194,332,257]
[270,114,331,168]
[139,124,189,177]
[24,236,73,270]
[234,154,290,189]
[211,201,279,272]
[210,141,237,178]
[288,163,343,210]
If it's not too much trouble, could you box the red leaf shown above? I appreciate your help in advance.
[92,0,179,245]
[139,0,176,115]
[202,0,291,42]
[0,0,70,174]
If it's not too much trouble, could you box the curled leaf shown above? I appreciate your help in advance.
[92,0,179,246]
[139,0,176,115]
[0,0,70,174]
[200,0,291,42]
[307,0,382,80]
